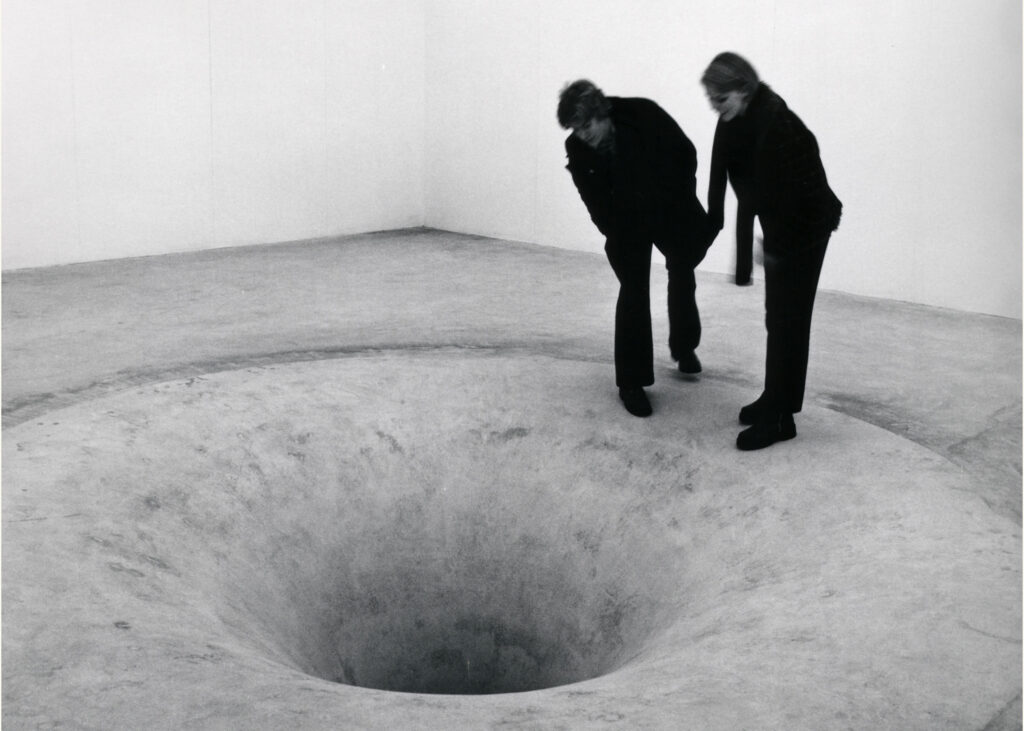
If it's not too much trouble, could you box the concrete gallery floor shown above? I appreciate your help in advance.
[3,228,1021,729]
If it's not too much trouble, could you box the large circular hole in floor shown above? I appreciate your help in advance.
[3,354,1019,723]
[159,361,698,696]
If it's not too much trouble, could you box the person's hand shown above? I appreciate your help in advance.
[753,236,781,267]
[753,235,765,266]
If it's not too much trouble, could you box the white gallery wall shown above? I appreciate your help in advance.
[425,0,1022,318]
[3,0,1021,318]
[2,0,426,268]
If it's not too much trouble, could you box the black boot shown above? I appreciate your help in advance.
[677,350,702,376]
[618,386,652,417]
[737,412,796,450]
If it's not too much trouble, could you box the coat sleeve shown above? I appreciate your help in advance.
[706,120,727,232]
[760,109,842,244]
[641,101,714,258]
[761,105,839,246]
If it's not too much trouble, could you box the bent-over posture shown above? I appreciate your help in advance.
[702,52,842,449]
[558,79,713,417]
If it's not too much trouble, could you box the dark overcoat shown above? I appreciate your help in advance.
[708,83,842,254]
[565,97,712,262]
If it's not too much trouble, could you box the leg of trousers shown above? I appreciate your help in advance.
[605,239,655,387]
[762,235,829,414]
[657,239,700,361]
[735,202,755,283]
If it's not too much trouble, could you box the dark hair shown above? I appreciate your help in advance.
[701,52,760,97]
[557,79,611,129]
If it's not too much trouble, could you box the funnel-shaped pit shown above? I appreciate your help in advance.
[3,353,1018,728]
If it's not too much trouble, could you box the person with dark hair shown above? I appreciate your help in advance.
[558,79,714,417]
[701,52,843,450]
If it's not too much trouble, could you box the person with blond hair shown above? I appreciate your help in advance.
[701,52,842,450]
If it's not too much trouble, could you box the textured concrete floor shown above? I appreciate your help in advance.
[2,228,1021,729]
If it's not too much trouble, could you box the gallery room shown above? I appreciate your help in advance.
[3,1,1021,728]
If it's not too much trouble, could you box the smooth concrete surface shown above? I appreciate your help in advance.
[3,228,1021,729]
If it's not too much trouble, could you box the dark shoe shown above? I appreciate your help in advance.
[736,413,796,451]
[739,394,769,425]
[618,386,652,417]
[677,351,702,376]
[735,274,753,286]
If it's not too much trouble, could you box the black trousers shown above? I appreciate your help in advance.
[604,233,700,388]
[761,234,830,414]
